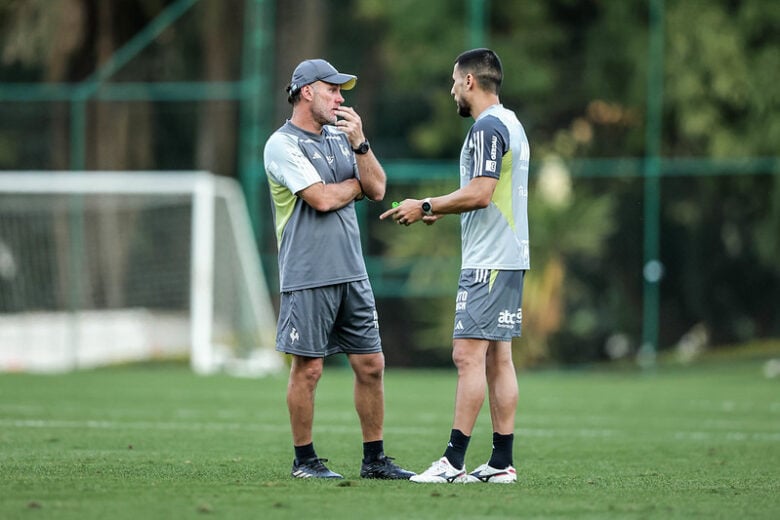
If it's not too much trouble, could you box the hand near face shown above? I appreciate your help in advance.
[334,106,366,150]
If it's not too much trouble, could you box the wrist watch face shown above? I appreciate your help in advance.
[422,201,432,214]
[355,141,370,154]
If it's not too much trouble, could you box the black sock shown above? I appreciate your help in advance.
[294,443,317,463]
[443,429,470,469]
[487,432,514,469]
[362,440,385,463]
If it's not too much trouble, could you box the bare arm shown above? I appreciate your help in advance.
[379,176,497,225]
[354,151,386,201]
[426,176,496,214]
[298,178,363,213]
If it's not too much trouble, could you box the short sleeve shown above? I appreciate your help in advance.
[470,116,510,180]
[263,132,324,194]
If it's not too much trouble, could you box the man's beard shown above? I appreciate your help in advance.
[315,110,337,126]
[457,100,471,118]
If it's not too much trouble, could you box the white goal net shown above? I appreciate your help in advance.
[0,171,282,376]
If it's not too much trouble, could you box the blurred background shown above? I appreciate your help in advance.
[0,0,778,370]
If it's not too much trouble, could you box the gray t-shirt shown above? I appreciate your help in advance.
[459,104,531,270]
[263,121,367,291]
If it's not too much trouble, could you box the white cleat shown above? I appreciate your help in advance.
[409,457,467,483]
[463,463,517,483]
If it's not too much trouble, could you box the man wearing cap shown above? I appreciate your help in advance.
[263,59,414,480]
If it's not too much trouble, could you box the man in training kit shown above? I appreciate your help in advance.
[263,59,414,480]
[380,48,530,484]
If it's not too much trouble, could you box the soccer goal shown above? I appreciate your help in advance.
[0,171,282,376]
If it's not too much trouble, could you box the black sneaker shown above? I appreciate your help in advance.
[360,454,416,480]
[291,457,343,479]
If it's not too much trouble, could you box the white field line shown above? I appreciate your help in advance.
[0,418,288,433]
[532,398,780,414]
[1,418,778,442]
[672,431,780,442]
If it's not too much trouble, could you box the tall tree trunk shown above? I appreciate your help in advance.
[90,0,154,309]
[273,0,326,123]
[43,0,89,309]
[196,0,239,177]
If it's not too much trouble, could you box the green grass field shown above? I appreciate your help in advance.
[1,358,779,519]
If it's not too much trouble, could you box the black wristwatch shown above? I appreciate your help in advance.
[421,197,433,216]
[353,140,370,155]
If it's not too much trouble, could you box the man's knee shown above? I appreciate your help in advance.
[291,357,324,386]
[452,341,487,372]
[486,342,515,373]
[351,353,385,383]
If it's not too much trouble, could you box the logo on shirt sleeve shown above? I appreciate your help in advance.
[485,135,498,172]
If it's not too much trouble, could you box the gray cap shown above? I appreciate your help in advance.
[289,59,357,93]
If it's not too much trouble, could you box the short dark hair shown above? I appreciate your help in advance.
[454,48,503,94]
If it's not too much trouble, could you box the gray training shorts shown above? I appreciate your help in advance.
[453,269,526,341]
[276,279,382,357]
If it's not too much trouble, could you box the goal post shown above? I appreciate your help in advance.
[0,171,282,376]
